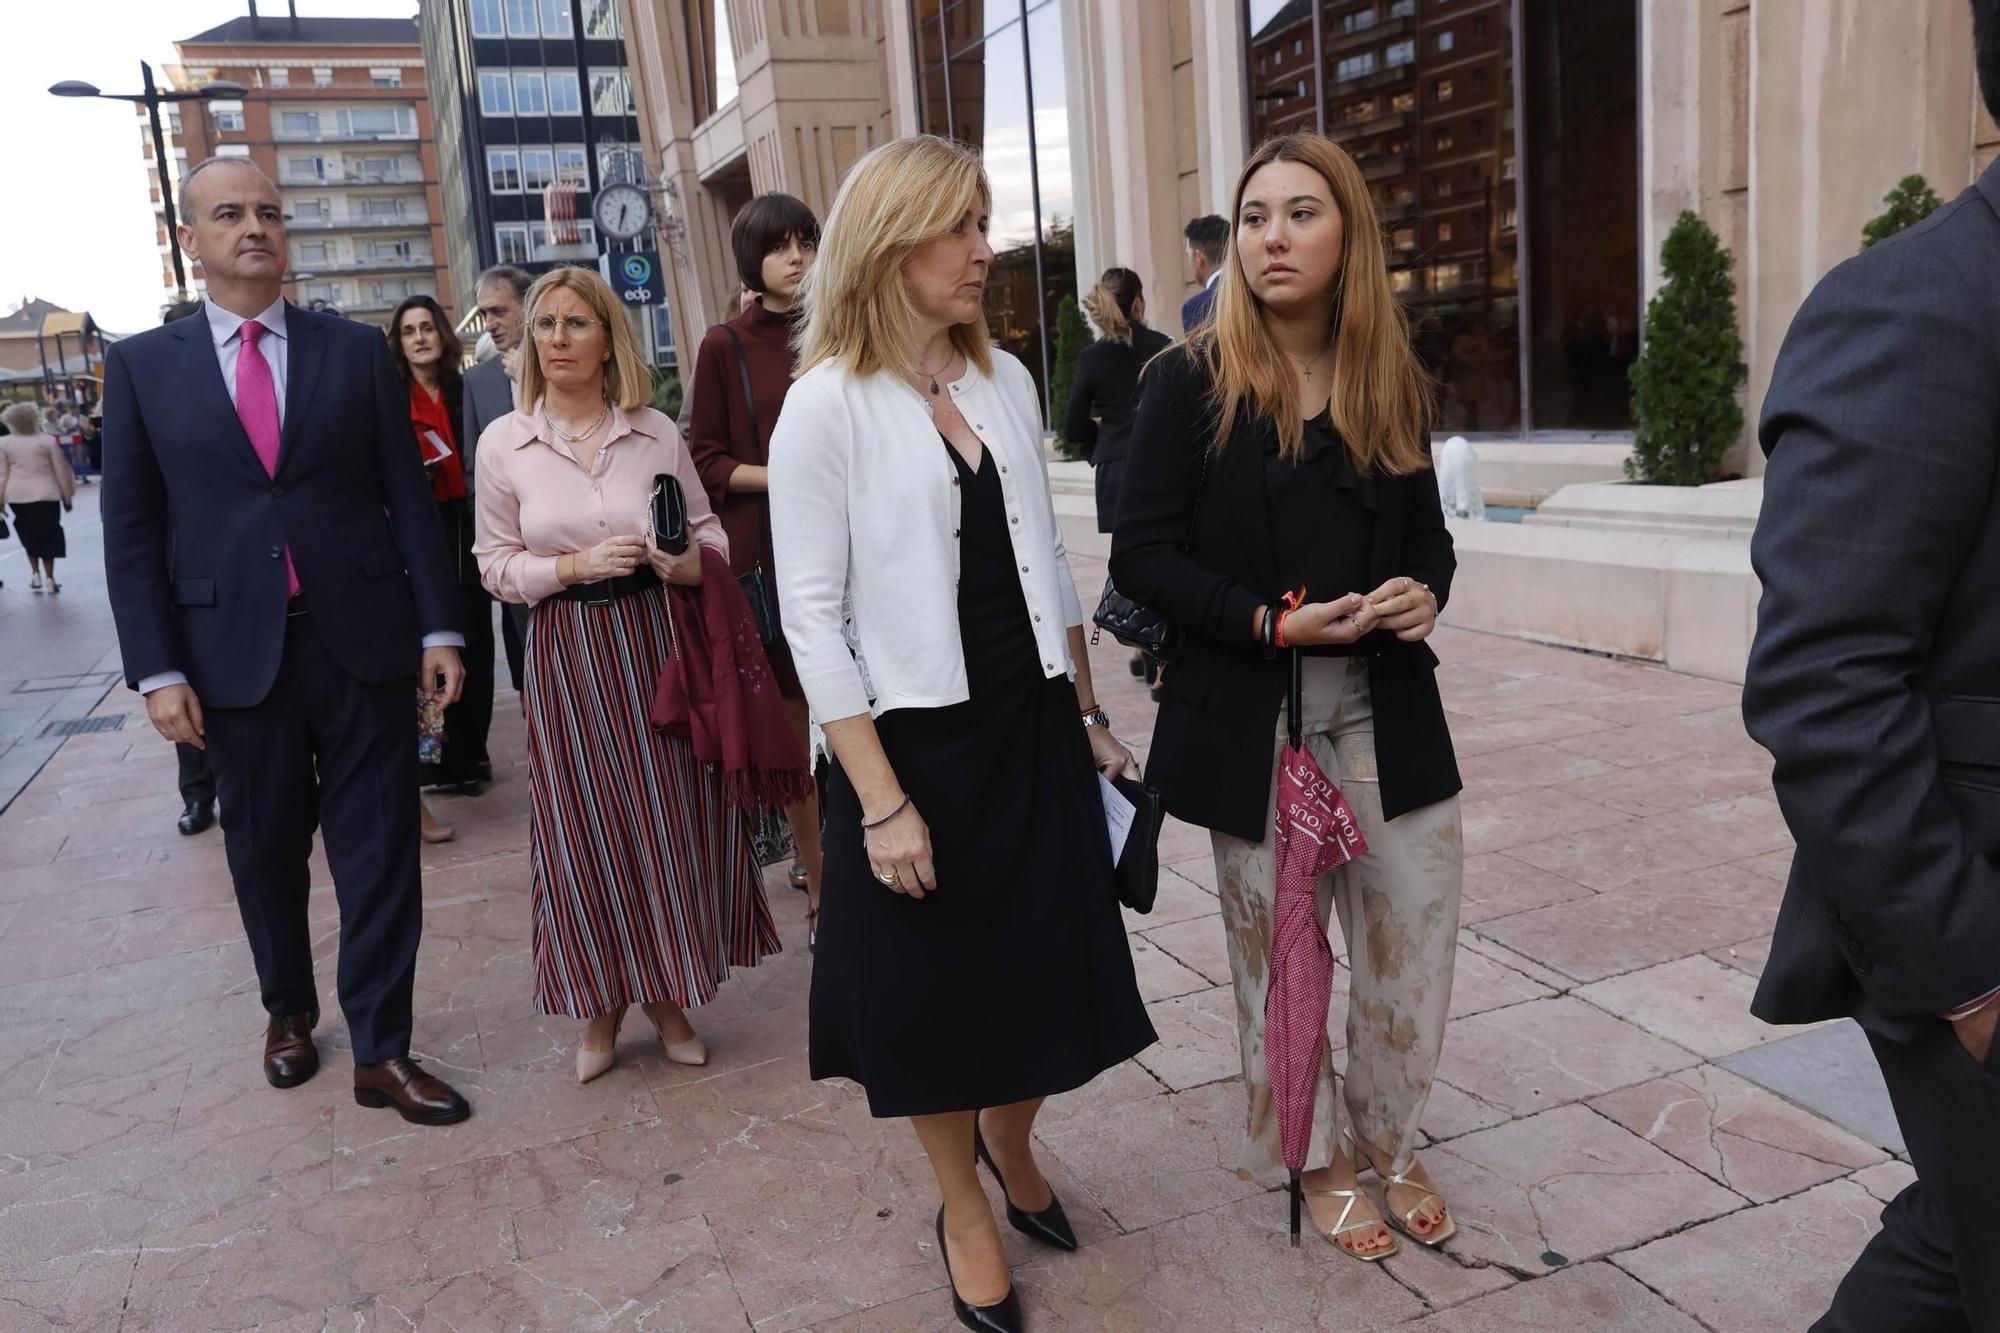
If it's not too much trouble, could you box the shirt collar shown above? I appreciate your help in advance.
[1205,270,1221,290]
[508,402,658,450]
[205,296,289,348]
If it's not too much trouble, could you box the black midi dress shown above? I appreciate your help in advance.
[809,436,1157,1118]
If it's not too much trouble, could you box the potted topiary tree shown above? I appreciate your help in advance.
[1861,174,1944,250]
[1626,210,1746,487]
[1049,293,1089,460]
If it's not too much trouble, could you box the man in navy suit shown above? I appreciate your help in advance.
[102,158,471,1125]
[1179,214,1228,331]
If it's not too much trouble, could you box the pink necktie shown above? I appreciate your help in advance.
[237,320,298,597]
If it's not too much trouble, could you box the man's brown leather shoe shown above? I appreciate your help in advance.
[263,1011,320,1089]
[354,1056,471,1125]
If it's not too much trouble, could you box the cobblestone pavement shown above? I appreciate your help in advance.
[0,518,1900,1331]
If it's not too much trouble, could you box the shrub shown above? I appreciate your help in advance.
[1049,294,1088,452]
[1861,174,1944,251]
[650,366,683,421]
[1626,211,1746,487]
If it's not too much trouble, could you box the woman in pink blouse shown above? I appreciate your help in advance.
[473,266,778,1085]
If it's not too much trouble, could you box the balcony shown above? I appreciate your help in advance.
[1326,14,1415,55]
[1357,153,1413,181]
[272,128,420,144]
[1332,108,1415,142]
[278,164,424,188]
[286,213,429,231]
[286,254,435,274]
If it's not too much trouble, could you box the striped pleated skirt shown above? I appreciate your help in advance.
[522,586,779,1019]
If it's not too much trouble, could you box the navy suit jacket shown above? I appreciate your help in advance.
[1180,283,1216,333]
[101,303,460,710]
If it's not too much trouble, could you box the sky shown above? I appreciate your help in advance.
[0,0,419,335]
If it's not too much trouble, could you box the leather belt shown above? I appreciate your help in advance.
[549,566,662,607]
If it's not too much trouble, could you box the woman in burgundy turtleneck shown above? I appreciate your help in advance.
[687,192,825,946]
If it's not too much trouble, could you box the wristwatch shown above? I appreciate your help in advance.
[1080,706,1110,729]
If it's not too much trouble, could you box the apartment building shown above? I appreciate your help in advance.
[146,13,453,326]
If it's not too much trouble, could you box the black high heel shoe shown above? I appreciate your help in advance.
[974,1123,1078,1252]
[935,1206,1023,1333]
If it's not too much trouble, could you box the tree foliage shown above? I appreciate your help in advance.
[1626,211,1746,487]
[1049,294,1088,455]
[1861,174,1944,251]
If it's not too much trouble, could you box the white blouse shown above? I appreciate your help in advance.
[768,349,1085,726]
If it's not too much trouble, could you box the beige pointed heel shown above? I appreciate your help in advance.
[575,1010,624,1084]
[642,1003,708,1067]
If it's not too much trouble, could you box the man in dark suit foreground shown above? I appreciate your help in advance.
[102,158,471,1125]
[1743,4,2000,1322]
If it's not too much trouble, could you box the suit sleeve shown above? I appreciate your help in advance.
[100,341,183,688]
[370,336,461,639]
[1062,347,1100,457]
[1400,432,1455,614]
[1742,241,2000,1018]
[685,332,741,509]
[1107,350,1263,648]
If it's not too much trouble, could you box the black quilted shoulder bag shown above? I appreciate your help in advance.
[1091,441,1213,665]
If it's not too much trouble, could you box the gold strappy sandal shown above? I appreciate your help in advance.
[1345,1129,1455,1247]
[1301,1184,1398,1262]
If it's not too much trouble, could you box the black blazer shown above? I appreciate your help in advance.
[1064,327,1172,533]
[102,303,460,709]
[1109,344,1460,841]
[1744,159,2000,1039]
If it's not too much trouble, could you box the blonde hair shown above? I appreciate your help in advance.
[1191,133,1433,474]
[516,265,653,412]
[795,136,993,378]
[1,402,41,435]
[1080,266,1144,345]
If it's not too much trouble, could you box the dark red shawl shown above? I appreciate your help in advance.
[650,545,814,809]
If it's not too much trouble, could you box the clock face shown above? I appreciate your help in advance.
[594,183,652,241]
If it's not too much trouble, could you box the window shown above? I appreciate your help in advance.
[581,0,619,38]
[1386,39,1416,67]
[280,110,320,137]
[1389,269,1416,294]
[1499,202,1518,231]
[1472,64,1488,89]
[513,71,548,115]
[1469,115,1486,143]
[529,220,596,258]
[1388,0,1415,15]
[487,148,521,191]
[548,70,581,114]
[297,241,329,263]
[471,0,505,36]
[521,148,555,191]
[370,68,403,88]
[1437,220,1454,243]
[506,0,539,35]
[1474,16,1488,37]
[313,67,333,88]
[495,224,530,264]
[209,100,245,132]
[216,144,251,158]
[590,68,632,115]
[1342,8,1376,34]
[1335,53,1376,82]
[1501,155,1516,181]
[345,107,407,137]
[1431,78,1452,102]
[1433,173,1454,198]
[1433,127,1454,150]
[166,109,182,135]
[1391,90,1415,112]
[367,240,415,261]
[1293,38,1303,55]
[479,71,513,115]
[267,67,290,88]
[1433,262,1463,289]
[1391,226,1416,251]
[1435,31,1455,53]
[555,146,588,182]
[285,155,324,181]
[292,198,330,222]
[540,0,572,36]
[596,142,641,182]
[360,197,408,218]
[304,282,339,304]
[1388,183,1416,207]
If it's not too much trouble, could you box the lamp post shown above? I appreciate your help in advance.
[51,64,249,302]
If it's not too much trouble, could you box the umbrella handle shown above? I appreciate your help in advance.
[1286,648,1303,751]
[1290,1169,1303,1248]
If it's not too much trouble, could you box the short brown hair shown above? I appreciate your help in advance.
[515,265,653,412]
[731,193,820,294]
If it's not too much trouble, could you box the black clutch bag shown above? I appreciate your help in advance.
[1090,440,1213,666]
[650,472,688,555]
[1108,772,1167,914]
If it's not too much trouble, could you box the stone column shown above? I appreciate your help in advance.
[732,0,888,209]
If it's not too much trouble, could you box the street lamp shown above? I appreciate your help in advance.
[51,64,250,302]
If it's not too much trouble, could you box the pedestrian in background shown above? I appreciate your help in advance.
[0,401,77,594]
[771,136,1155,1333]
[387,294,482,843]
[1742,4,2000,1324]
[687,191,825,945]
[1181,214,1228,330]
[464,265,532,701]
[473,265,778,1086]
[1064,265,1172,689]
[1112,132,1463,1262]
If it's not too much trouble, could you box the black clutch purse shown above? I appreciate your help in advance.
[1108,772,1167,914]
[650,472,688,555]
[1090,441,1213,666]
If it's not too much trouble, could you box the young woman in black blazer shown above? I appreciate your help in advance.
[1110,132,1464,1263]
[1064,266,1173,685]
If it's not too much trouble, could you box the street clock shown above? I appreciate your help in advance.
[593,182,652,241]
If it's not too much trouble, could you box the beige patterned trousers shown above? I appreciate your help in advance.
[1210,655,1463,1182]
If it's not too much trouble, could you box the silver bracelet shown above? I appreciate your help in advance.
[861,795,911,831]
[1080,706,1110,729]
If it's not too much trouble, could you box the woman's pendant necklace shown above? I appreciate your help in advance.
[544,402,608,444]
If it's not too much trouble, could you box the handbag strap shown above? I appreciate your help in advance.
[1181,437,1214,550]
[720,322,776,575]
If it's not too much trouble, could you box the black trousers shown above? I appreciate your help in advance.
[176,741,214,804]
[203,611,423,1065]
[424,498,495,784]
[1813,1022,2000,1331]
[501,601,527,695]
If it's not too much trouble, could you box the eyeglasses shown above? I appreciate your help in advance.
[530,315,602,340]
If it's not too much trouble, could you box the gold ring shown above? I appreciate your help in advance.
[877,869,899,886]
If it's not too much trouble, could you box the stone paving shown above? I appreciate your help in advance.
[0,517,1906,1331]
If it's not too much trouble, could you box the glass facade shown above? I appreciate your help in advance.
[1244,0,1637,435]
[911,0,1075,418]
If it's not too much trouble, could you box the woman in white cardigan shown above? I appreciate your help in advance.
[769,136,1155,1333]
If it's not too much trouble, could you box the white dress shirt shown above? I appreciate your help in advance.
[768,349,1085,728]
[138,297,462,696]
